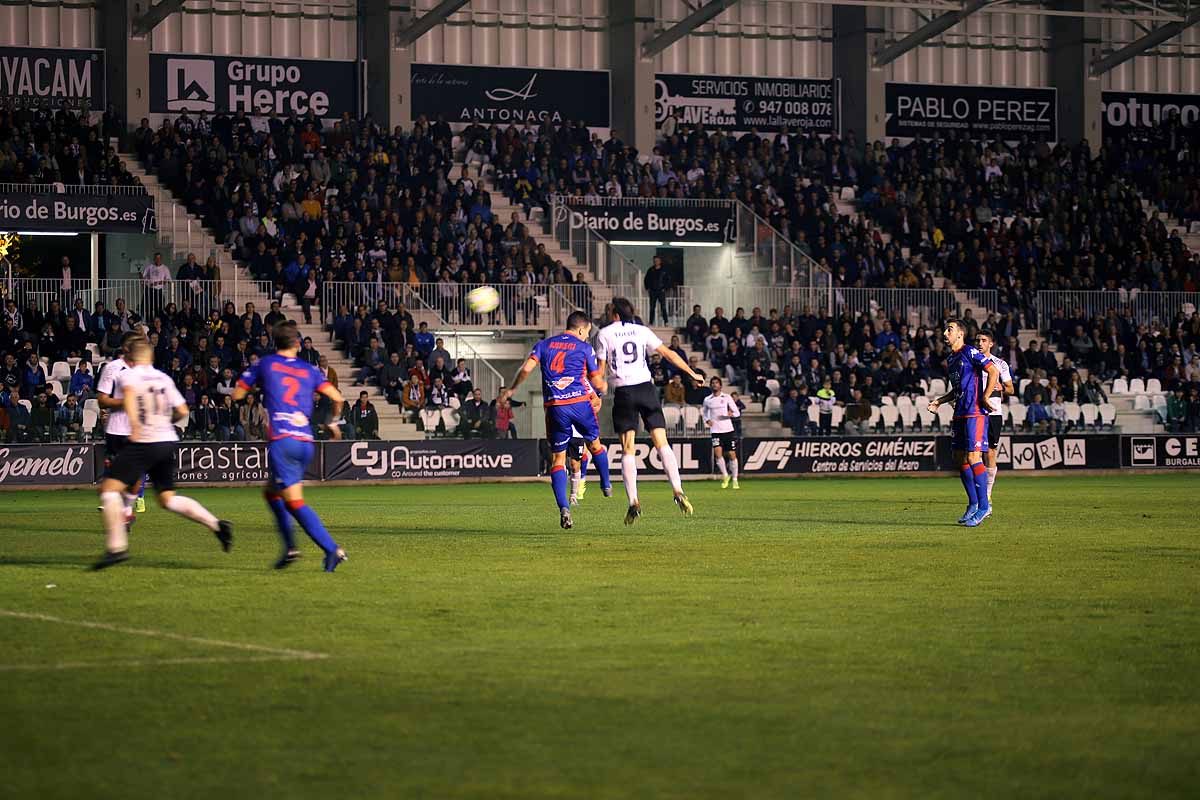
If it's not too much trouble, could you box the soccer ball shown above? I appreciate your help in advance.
[466,285,501,314]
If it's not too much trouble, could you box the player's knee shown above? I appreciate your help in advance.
[155,492,173,509]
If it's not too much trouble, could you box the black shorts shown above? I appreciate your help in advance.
[107,441,176,492]
[711,432,736,452]
[612,383,666,433]
[987,414,1002,448]
[103,433,129,474]
[568,437,586,461]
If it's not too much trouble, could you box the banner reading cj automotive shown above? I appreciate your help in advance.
[655,74,839,135]
[554,197,734,244]
[411,63,610,128]
[149,53,357,118]
[885,83,1057,141]
[323,440,540,481]
[0,191,156,234]
[0,46,104,110]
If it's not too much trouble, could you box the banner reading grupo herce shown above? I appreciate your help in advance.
[885,82,1057,141]
[0,46,105,111]
[654,74,839,134]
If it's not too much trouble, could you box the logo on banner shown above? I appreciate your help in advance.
[654,79,736,127]
[486,74,538,102]
[0,446,87,483]
[1036,437,1063,468]
[746,440,793,471]
[1062,439,1087,466]
[1130,437,1157,466]
[1011,441,1037,470]
[348,441,514,477]
[167,58,215,111]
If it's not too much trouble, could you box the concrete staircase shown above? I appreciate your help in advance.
[121,156,418,439]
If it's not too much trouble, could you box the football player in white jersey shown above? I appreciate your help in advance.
[702,376,742,489]
[92,338,232,570]
[95,331,147,522]
[595,298,705,525]
[976,329,1015,505]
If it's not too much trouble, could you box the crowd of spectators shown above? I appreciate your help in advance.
[0,105,134,186]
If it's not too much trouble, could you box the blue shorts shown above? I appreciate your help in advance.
[268,437,313,491]
[545,401,600,453]
[952,416,988,453]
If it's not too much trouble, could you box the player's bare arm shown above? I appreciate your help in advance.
[981,362,1000,402]
[655,344,703,384]
[230,382,252,402]
[928,389,959,413]
[318,382,345,440]
[510,356,539,391]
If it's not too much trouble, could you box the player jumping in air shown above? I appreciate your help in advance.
[975,330,1015,507]
[596,298,705,525]
[511,311,613,529]
[232,321,348,571]
[92,338,232,569]
[928,319,1000,527]
[702,376,742,489]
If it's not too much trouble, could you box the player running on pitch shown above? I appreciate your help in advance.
[567,419,598,505]
[92,338,232,569]
[702,376,741,489]
[596,298,705,525]
[975,329,1015,507]
[96,331,149,524]
[510,311,613,529]
[927,319,1000,527]
[233,321,348,571]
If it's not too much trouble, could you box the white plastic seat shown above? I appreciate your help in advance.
[663,405,683,431]
[869,405,882,430]
[50,361,72,382]
[830,405,845,430]
[439,408,460,430]
[935,403,954,429]
[1151,396,1168,422]
[1111,377,1129,395]
[839,186,856,202]
[880,395,895,406]
[1098,402,1117,428]
[84,398,100,415]
[916,405,934,429]
[1128,378,1146,395]
[880,406,900,431]
[763,396,781,417]
[682,405,702,432]
[896,395,914,410]
[1019,378,1032,397]
[18,399,31,412]
[47,380,65,400]
[928,378,946,397]
[1146,378,1162,395]
[764,378,781,397]
[449,394,461,409]
[83,409,98,436]
[1080,403,1099,429]
[897,404,916,430]
[1064,402,1081,429]
[1133,395,1152,411]
[1009,402,1027,430]
[419,408,442,433]
[807,403,820,426]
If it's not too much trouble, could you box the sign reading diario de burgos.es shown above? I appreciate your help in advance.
[555,198,734,244]
[149,53,357,118]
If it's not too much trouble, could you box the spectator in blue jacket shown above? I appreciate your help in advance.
[22,352,46,393]
[69,360,94,399]
[55,394,84,441]
[414,321,435,362]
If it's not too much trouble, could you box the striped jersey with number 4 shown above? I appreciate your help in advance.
[595,321,663,389]
[113,364,186,443]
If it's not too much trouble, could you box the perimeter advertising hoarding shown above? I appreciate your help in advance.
[0,444,95,486]
[1101,90,1200,141]
[0,46,104,110]
[554,197,734,244]
[885,83,1057,141]
[410,63,611,128]
[654,73,839,134]
[323,439,540,481]
[1122,434,1200,469]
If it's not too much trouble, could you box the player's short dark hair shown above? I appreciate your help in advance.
[709,375,722,386]
[273,320,300,351]
[977,328,995,343]
[566,311,591,330]
[944,319,965,334]
[611,297,636,322]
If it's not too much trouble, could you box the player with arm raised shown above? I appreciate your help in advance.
[596,297,705,525]
[232,321,347,571]
[92,338,232,570]
[702,376,742,489]
[511,311,613,529]
[95,331,148,522]
[927,319,1000,527]
[975,329,1015,507]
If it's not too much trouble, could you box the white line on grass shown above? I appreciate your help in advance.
[0,609,328,670]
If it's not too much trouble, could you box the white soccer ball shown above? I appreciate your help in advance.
[466,285,501,314]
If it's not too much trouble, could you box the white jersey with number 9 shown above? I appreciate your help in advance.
[596,321,663,389]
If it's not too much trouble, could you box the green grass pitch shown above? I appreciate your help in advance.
[1,475,1198,799]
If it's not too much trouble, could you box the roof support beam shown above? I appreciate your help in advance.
[873,0,993,67]
[132,0,187,37]
[395,0,472,48]
[641,0,741,59]
[1090,9,1200,76]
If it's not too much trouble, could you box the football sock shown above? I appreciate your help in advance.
[972,462,990,511]
[959,465,978,507]
[729,457,739,480]
[986,466,997,499]
[570,470,581,497]
[264,490,295,550]
[165,494,220,532]
[122,492,137,514]
[621,453,639,504]
[137,477,146,499]
[716,458,728,478]
[550,465,570,511]
[286,500,338,553]
[100,491,127,552]
[589,446,612,491]
[579,452,589,482]
[657,445,684,493]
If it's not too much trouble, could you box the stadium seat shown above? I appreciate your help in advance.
[47,380,65,400]
[880,395,895,406]
[449,395,461,409]
[1151,395,1168,422]
[439,408,460,431]
[663,405,683,433]
[1063,402,1081,430]
[419,409,442,435]
[915,405,934,430]
[1009,403,1027,431]
[896,395,914,410]
[1133,395,1151,411]
[763,396,781,418]
[764,378,781,397]
[1128,378,1146,395]
[869,405,883,431]
[839,186,856,202]
[1111,377,1129,395]
[1080,403,1099,430]
[1019,378,1032,397]
[929,379,946,397]
[82,409,98,437]
[67,357,80,369]
[1146,378,1162,395]
[935,403,953,430]
[50,361,72,382]
[683,405,702,432]
[17,399,31,413]
[830,405,845,432]
[807,403,820,429]
[897,404,916,430]
[880,405,900,432]
[1098,403,1117,429]
[83,399,99,415]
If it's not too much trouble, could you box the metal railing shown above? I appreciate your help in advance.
[1034,290,1200,332]
[10,277,273,320]
[0,182,147,195]
[548,193,732,208]
[733,202,833,299]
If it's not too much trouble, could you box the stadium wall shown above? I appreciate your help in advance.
[4,435,1196,489]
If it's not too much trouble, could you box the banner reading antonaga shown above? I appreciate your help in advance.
[655,74,838,134]
[0,444,95,486]
[149,53,357,118]
[323,440,540,481]
[0,192,156,234]
[0,46,105,110]
[554,197,734,244]
[885,83,1057,140]
[411,64,611,128]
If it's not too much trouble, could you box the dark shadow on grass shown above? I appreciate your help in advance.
[0,555,221,570]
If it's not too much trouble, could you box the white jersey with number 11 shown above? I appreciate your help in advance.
[114,365,185,443]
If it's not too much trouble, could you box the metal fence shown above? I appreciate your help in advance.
[321,281,591,330]
[10,277,273,320]
[0,182,147,195]
[1034,291,1200,331]
[733,202,834,297]
[547,194,731,208]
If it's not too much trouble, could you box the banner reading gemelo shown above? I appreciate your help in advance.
[0,191,156,234]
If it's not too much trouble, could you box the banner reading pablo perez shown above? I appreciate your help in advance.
[885,83,1057,140]
[149,53,357,118]
[654,74,838,134]
[0,46,105,111]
